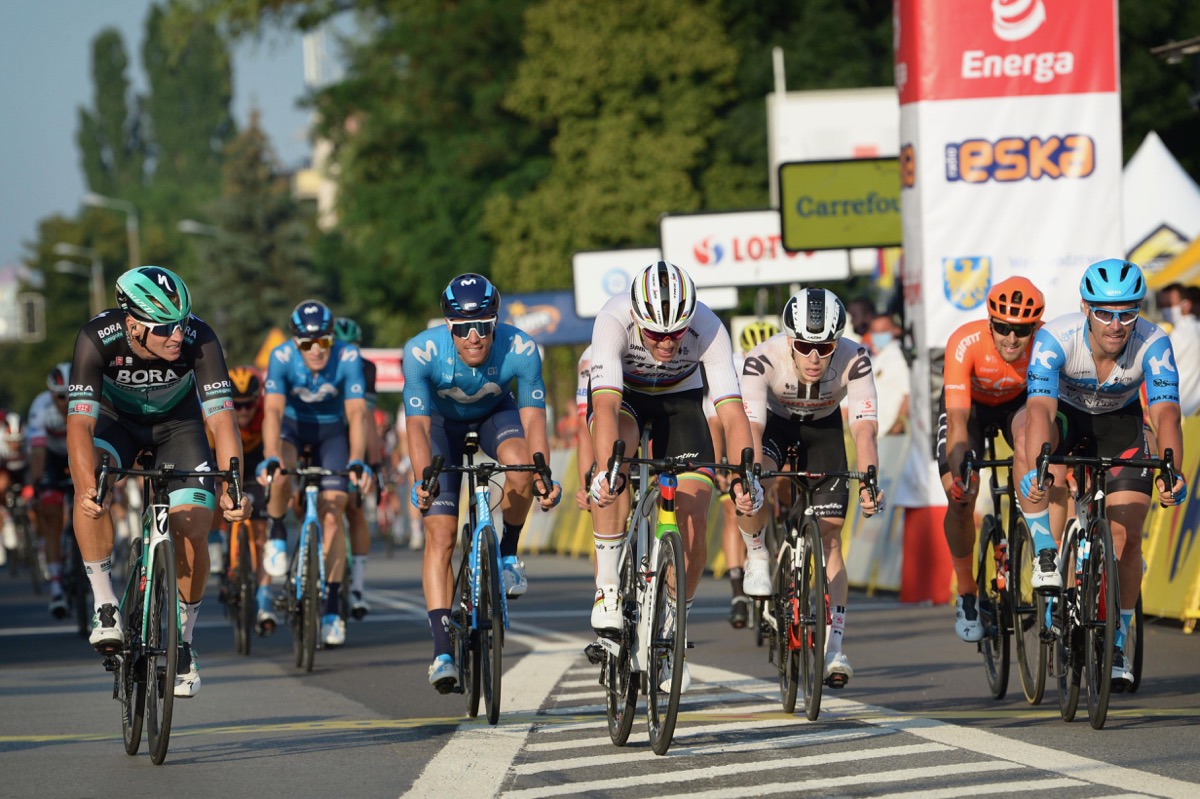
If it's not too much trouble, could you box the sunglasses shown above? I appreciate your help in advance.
[1088,306,1139,326]
[991,320,1035,338]
[449,318,497,339]
[642,327,687,343]
[145,320,185,337]
[296,336,334,352]
[232,400,258,411]
[792,339,837,358]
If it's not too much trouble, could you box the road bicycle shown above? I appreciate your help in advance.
[265,458,364,673]
[420,432,553,725]
[4,486,40,593]
[54,485,92,638]
[96,453,242,765]
[756,454,879,721]
[221,518,257,655]
[962,427,1044,703]
[589,429,750,755]
[1033,443,1174,730]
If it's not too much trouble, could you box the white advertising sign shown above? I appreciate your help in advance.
[571,248,736,318]
[659,210,849,287]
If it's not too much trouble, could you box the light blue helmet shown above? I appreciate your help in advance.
[1079,259,1146,304]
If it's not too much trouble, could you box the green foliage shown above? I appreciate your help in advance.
[76,30,145,198]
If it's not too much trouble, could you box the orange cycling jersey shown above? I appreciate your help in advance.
[943,318,1031,410]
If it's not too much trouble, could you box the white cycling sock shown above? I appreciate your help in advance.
[351,555,367,593]
[827,605,847,654]
[180,600,202,644]
[594,531,622,587]
[738,523,768,561]
[85,557,119,609]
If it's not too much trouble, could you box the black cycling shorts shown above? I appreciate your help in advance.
[94,408,215,509]
[934,388,1026,476]
[590,388,715,466]
[761,411,850,520]
[1053,402,1153,495]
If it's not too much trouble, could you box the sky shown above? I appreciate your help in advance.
[0,1,323,271]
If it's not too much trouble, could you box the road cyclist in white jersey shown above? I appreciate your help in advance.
[587,261,761,692]
[1018,258,1187,687]
[736,288,885,686]
[25,362,73,616]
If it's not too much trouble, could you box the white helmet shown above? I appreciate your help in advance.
[782,288,847,343]
[630,261,696,334]
[47,362,71,395]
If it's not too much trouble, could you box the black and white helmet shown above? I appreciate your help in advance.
[782,288,847,343]
[630,261,696,334]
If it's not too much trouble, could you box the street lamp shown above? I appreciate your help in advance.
[53,243,106,317]
[82,192,140,270]
[177,219,220,237]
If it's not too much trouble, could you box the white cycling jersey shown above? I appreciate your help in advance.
[25,391,67,457]
[589,294,742,408]
[741,334,878,425]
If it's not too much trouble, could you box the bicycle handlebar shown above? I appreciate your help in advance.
[602,440,755,498]
[95,453,243,509]
[264,464,367,507]
[1035,444,1178,507]
[961,450,1013,490]
[757,464,881,509]
[418,453,556,499]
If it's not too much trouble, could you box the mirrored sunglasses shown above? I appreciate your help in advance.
[642,327,687,343]
[1088,306,1139,326]
[449,318,496,339]
[991,320,1035,338]
[792,339,837,358]
[145,320,184,337]
[296,335,334,352]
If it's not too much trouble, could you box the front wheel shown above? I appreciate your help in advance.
[977,515,1010,700]
[1011,515,1047,705]
[647,530,686,756]
[478,526,504,725]
[606,543,637,746]
[772,544,799,714]
[1129,593,1144,693]
[144,541,178,765]
[797,524,827,721]
[1084,520,1117,730]
[232,523,254,656]
[1057,535,1082,722]
[297,526,320,672]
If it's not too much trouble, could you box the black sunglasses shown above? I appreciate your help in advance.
[991,321,1035,338]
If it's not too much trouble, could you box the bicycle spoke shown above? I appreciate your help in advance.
[647,531,685,755]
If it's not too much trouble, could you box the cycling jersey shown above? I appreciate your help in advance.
[589,294,741,408]
[943,318,1031,410]
[402,323,546,421]
[67,309,233,421]
[1026,313,1178,413]
[576,345,592,419]
[265,339,367,424]
[741,334,877,425]
[26,391,67,457]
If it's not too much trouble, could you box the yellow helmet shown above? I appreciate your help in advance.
[739,320,780,353]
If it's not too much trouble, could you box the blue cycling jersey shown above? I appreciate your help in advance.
[402,323,547,421]
[265,340,367,424]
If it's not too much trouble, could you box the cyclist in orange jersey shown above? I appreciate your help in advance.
[936,277,1045,642]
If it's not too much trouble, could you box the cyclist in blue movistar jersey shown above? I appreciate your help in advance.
[1018,259,1187,687]
[404,273,561,693]
[257,299,374,649]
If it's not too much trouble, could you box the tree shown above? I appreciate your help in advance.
[76,29,146,199]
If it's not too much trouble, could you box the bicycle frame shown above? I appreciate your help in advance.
[293,480,326,610]
[463,440,509,635]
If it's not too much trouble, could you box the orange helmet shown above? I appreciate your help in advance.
[987,277,1044,324]
[228,365,263,402]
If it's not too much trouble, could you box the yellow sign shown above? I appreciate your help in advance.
[779,158,902,251]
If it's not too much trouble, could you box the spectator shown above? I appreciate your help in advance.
[1157,283,1200,416]
[865,314,910,436]
[846,296,876,342]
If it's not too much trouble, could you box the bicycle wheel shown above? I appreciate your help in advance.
[477,526,504,725]
[1057,535,1082,722]
[144,541,178,765]
[647,529,686,756]
[977,515,1010,700]
[119,578,145,756]
[452,547,479,717]
[1084,519,1117,730]
[298,525,320,672]
[606,542,637,746]
[1129,593,1144,694]
[798,523,827,720]
[232,523,254,656]
[771,544,799,714]
[1011,515,1047,705]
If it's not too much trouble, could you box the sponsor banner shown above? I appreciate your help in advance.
[571,248,736,317]
[895,0,1118,104]
[500,291,594,346]
[360,348,404,392]
[779,158,902,251]
[1142,416,1200,623]
[659,209,849,287]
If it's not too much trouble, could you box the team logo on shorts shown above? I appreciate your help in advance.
[942,257,990,311]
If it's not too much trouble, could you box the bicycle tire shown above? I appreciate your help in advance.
[771,543,799,714]
[977,515,1010,700]
[232,523,253,656]
[1084,519,1117,730]
[647,529,686,756]
[798,522,827,720]
[452,543,478,717]
[144,540,178,765]
[119,575,145,756]
[1057,533,1082,722]
[1011,515,1047,705]
[1129,593,1144,694]
[478,526,504,725]
[606,543,637,746]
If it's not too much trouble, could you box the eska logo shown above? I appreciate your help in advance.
[945,133,1094,183]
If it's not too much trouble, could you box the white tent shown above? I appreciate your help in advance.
[1123,131,1200,276]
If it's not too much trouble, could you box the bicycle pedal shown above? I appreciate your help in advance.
[102,655,119,673]
[825,675,848,690]
[584,641,605,665]
[685,640,695,649]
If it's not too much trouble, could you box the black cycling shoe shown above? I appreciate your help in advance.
[729,596,751,629]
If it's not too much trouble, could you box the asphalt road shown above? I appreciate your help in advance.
[1,540,1197,798]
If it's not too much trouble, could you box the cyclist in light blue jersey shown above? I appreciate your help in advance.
[404,273,561,693]
[1017,259,1187,687]
[258,299,374,649]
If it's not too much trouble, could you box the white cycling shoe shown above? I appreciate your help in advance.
[824,650,853,687]
[1032,548,1062,592]
[321,614,346,647]
[502,556,528,598]
[955,594,984,643]
[264,539,290,578]
[591,585,621,635]
[742,558,772,597]
[428,654,457,694]
[174,643,201,698]
[659,654,691,694]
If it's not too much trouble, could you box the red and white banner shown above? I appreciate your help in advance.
[894,0,1122,506]
[361,348,404,393]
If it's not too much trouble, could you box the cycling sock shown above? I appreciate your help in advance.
[728,567,744,598]
[180,600,201,643]
[269,515,287,541]
[500,521,522,559]
[1115,608,1134,651]
[827,605,847,654]
[1024,509,1055,553]
[594,531,623,587]
[428,609,452,658]
[325,583,340,616]
[84,557,119,608]
[351,555,367,593]
[738,523,768,560]
[48,562,62,580]
[256,584,273,613]
[952,555,977,595]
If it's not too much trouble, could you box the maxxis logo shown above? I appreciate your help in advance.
[992,0,1046,42]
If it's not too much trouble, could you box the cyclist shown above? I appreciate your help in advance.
[938,277,1044,642]
[333,316,383,620]
[737,288,884,686]
[1019,258,1187,687]
[258,300,374,650]
[225,365,276,635]
[65,266,249,698]
[23,363,72,616]
[717,319,779,629]
[588,261,760,691]
[575,345,595,512]
[405,273,561,692]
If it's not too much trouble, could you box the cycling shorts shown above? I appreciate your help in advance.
[282,418,350,493]
[589,388,715,467]
[94,408,215,510]
[761,410,850,519]
[427,394,525,519]
[934,389,1026,477]
[1053,402,1153,495]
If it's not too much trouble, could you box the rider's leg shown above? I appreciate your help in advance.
[319,490,349,617]
[1107,490,1150,651]
[38,498,65,597]
[819,515,849,652]
[74,446,120,610]
[941,470,978,596]
[171,503,216,642]
[676,475,713,601]
[421,513,458,657]
[736,463,778,597]
[345,497,370,596]
[495,435,534,558]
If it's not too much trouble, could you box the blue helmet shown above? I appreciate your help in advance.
[289,299,334,338]
[1080,259,1146,304]
[440,273,500,320]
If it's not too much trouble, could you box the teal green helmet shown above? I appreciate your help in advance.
[115,266,192,324]
[334,316,362,344]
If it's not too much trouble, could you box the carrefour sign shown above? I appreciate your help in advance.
[779,158,902,251]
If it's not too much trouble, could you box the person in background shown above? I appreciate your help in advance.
[845,296,876,341]
[1156,283,1200,416]
[864,314,910,436]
